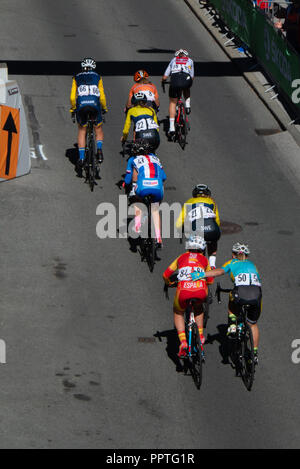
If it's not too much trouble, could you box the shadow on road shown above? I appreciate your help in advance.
[206,323,231,365]
[154,328,184,373]
[3,60,247,77]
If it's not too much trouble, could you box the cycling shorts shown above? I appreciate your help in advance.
[76,104,102,127]
[174,281,208,313]
[169,72,193,99]
[136,178,164,203]
[135,129,160,150]
[229,286,262,324]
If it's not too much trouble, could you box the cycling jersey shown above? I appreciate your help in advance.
[164,57,194,78]
[125,153,166,202]
[222,259,261,287]
[122,105,159,139]
[163,252,213,313]
[70,71,107,112]
[128,83,159,105]
[176,196,220,230]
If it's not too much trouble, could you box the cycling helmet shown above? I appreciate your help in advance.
[132,92,148,105]
[232,243,250,256]
[134,70,149,82]
[132,139,153,155]
[175,49,189,57]
[192,184,211,198]
[81,58,96,71]
[186,235,206,251]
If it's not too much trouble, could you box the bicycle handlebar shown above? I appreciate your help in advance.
[161,80,170,94]
[215,282,232,304]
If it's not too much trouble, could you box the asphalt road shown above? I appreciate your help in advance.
[0,0,299,449]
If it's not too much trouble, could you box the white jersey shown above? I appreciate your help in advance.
[164,57,194,78]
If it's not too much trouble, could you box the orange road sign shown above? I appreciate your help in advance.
[0,105,20,179]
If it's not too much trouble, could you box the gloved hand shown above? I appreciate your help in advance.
[190,271,205,281]
[129,183,137,199]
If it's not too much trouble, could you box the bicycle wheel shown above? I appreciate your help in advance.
[240,323,255,391]
[189,325,203,390]
[177,106,187,150]
[203,288,211,329]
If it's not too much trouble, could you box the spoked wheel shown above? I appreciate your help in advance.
[144,238,156,273]
[177,120,187,150]
[203,289,212,329]
[240,323,255,391]
[188,326,203,390]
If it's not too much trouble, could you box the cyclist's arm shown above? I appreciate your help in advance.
[204,268,225,279]
[175,203,186,230]
[70,77,77,112]
[98,78,108,112]
[124,157,134,185]
[215,203,221,227]
[162,60,172,80]
[122,109,132,140]
[153,85,160,107]
[189,59,195,79]
[163,257,180,284]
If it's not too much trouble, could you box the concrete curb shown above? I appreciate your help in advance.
[184,0,300,147]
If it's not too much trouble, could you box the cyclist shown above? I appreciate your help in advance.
[161,49,194,137]
[124,140,166,248]
[176,184,221,269]
[203,243,262,364]
[70,58,108,174]
[126,70,160,112]
[121,92,160,150]
[163,235,214,358]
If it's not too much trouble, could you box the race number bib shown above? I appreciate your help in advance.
[135,118,158,132]
[188,206,216,224]
[78,85,100,97]
[177,266,204,281]
[235,273,261,287]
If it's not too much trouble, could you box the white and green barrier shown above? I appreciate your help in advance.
[209,0,300,109]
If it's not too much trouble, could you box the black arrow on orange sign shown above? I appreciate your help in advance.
[3,112,18,176]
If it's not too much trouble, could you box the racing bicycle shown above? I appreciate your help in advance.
[139,195,159,273]
[216,283,256,391]
[72,110,105,192]
[164,282,205,389]
[162,81,190,150]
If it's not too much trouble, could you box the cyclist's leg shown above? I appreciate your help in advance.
[169,97,178,133]
[204,220,221,268]
[78,125,87,161]
[246,298,262,351]
[173,290,188,356]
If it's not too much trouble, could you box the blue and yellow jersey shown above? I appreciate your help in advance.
[122,105,159,139]
[70,71,107,112]
[222,259,261,286]
[176,196,220,230]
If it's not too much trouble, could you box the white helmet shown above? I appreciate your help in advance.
[81,58,96,71]
[186,235,206,251]
[232,242,250,255]
[175,49,189,57]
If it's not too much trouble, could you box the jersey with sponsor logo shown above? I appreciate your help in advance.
[222,259,262,287]
[164,57,194,77]
[124,154,166,186]
[163,252,214,285]
[128,83,159,104]
[70,71,107,112]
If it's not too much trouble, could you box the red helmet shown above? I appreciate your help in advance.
[134,70,149,82]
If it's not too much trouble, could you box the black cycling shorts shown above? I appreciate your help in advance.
[76,105,102,127]
[169,72,193,99]
[229,286,262,324]
[135,129,160,150]
[189,219,221,243]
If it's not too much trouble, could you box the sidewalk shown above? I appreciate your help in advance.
[184,0,300,147]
